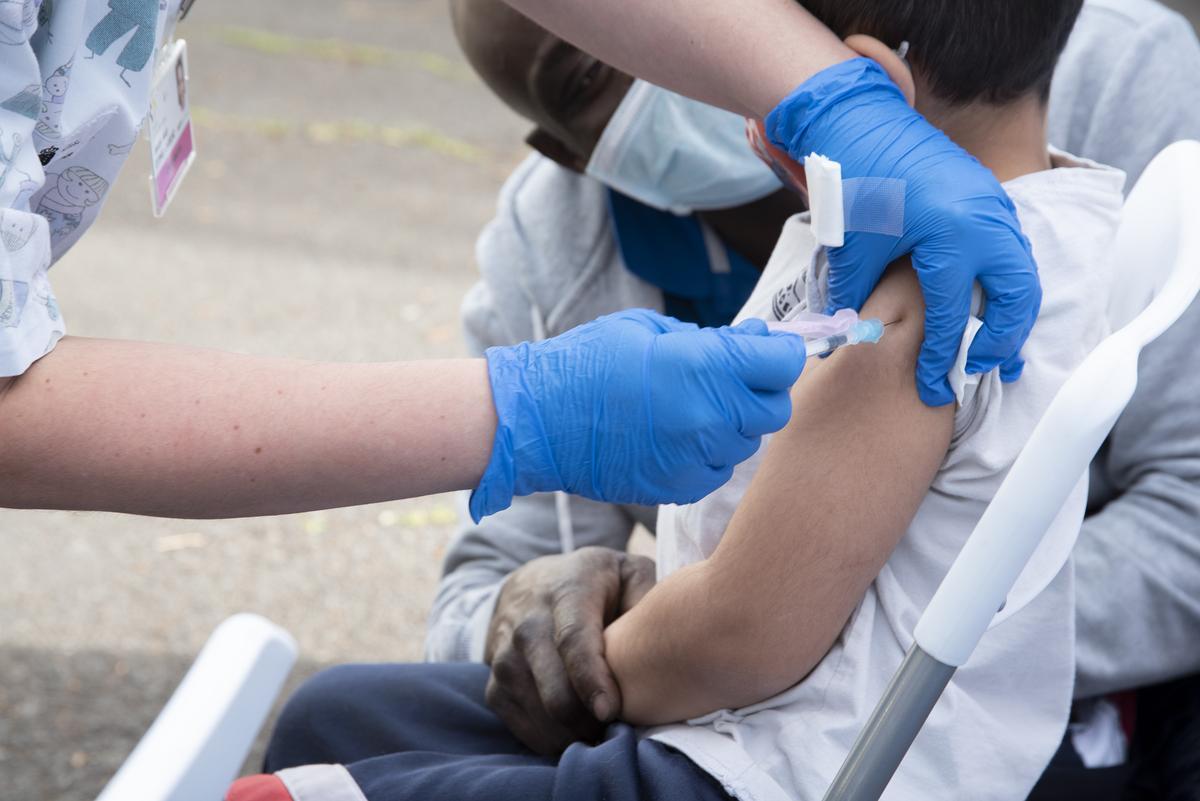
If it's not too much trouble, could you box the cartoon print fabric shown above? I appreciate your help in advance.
[0,0,38,46]
[36,163,107,238]
[35,55,71,138]
[85,0,159,85]
[0,0,181,377]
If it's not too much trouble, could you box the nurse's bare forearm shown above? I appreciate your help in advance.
[0,337,496,518]
[502,0,852,117]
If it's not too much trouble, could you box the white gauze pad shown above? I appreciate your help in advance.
[805,153,907,246]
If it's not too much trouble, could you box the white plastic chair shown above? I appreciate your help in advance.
[95,614,298,801]
[822,139,1200,800]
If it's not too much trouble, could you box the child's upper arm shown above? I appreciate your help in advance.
[705,261,955,691]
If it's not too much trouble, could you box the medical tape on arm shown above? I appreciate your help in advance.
[805,153,906,247]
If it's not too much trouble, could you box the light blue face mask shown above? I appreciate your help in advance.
[585,80,783,216]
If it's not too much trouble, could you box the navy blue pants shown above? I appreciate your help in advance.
[263,662,731,801]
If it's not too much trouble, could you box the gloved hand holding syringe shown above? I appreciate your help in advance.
[765,307,886,358]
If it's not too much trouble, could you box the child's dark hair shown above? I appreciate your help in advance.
[802,0,1084,105]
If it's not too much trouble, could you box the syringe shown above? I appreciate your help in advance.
[804,318,886,357]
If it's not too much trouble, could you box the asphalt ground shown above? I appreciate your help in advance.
[2,1,1199,799]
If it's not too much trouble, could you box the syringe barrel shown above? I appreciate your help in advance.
[806,334,849,358]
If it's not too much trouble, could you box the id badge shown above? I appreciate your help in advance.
[147,39,196,217]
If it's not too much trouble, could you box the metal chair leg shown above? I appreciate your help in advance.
[822,645,956,801]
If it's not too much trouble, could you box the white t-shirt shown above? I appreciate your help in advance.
[649,151,1126,801]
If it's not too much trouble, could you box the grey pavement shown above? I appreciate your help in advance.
[3,1,1200,799]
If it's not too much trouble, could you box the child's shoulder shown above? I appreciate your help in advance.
[1001,149,1126,243]
[1000,149,1124,337]
[945,150,1124,469]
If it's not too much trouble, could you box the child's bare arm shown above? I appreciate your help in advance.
[605,264,954,725]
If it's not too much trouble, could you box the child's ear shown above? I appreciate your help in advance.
[525,128,586,173]
[845,34,916,108]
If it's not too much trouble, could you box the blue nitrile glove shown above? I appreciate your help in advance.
[765,58,1041,406]
[469,309,806,522]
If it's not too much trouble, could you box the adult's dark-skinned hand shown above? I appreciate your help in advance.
[483,546,656,755]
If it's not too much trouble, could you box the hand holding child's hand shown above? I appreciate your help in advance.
[484,547,655,755]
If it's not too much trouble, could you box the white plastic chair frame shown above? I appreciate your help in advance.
[822,140,1200,801]
[95,614,297,801]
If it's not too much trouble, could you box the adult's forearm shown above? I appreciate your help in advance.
[0,337,495,518]
[1073,293,1200,697]
[1074,473,1200,697]
[502,0,852,118]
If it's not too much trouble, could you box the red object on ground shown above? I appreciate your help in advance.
[225,774,294,801]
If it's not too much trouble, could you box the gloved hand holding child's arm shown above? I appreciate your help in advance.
[503,0,1042,407]
[472,310,807,521]
[766,58,1041,405]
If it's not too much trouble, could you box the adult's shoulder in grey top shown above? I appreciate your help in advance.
[1051,0,1200,191]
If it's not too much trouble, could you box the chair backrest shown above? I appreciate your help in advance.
[95,614,298,801]
[1107,144,1198,333]
[914,140,1200,668]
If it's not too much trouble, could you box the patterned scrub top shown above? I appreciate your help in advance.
[0,0,180,376]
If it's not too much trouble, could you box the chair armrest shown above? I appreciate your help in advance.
[96,614,298,801]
